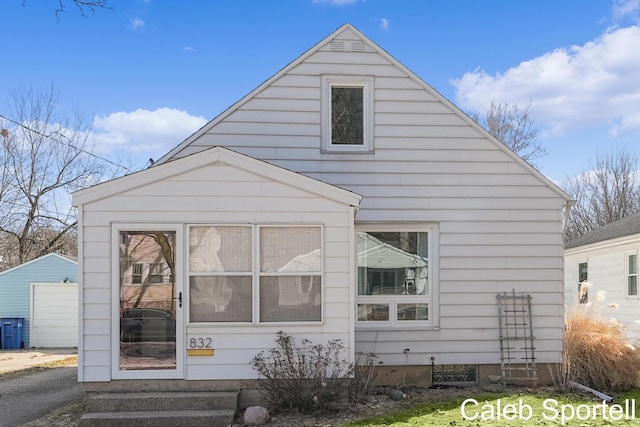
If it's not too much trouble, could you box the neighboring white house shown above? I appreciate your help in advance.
[564,212,640,342]
[72,23,572,396]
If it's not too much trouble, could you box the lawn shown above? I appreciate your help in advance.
[341,389,640,426]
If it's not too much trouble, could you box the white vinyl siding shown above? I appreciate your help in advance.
[74,150,357,381]
[566,238,640,342]
[162,27,567,367]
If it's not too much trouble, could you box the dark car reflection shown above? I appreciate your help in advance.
[120,308,176,342]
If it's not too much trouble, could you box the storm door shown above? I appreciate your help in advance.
[115,228,183,378]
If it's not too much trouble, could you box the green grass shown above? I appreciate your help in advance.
[341,389,640,426]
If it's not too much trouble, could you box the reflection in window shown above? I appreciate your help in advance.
[260,276,321,322]
[118,230,176,371]
[188,226,252,323]
[358,232,428,296]
[357,231,429,323]
[188,225,323,323]
[357,303,389,321]
[260,226,322,322]
[332,86,363,145]
[190,276,252,322]
[132,263,142,284]
[397,303,428,321]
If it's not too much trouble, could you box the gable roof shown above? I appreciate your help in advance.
[0,253,77,278]
[154,23,571,203]
[73,146,362,207]
[565,211,640,250]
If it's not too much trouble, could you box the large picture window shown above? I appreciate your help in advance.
[188,225,322,324]
[356,228,429,324]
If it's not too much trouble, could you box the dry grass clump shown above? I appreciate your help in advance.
[564,283,640,392]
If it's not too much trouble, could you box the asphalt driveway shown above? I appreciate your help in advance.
[0,350,82,427]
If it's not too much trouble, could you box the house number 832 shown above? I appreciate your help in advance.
[189,337,212,349]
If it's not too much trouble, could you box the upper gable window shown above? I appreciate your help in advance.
[322,75,374,152]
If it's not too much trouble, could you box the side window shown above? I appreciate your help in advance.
[627,252,638,297]
[356,229,430,324]
[322,75,373,152]
[578,261,588,304]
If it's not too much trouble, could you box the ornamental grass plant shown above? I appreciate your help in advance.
[563,282,640,392]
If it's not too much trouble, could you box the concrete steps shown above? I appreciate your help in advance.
[80,391,238,427]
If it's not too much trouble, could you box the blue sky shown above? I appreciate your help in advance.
[1,0,639,185]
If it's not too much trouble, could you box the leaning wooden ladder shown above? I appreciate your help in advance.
[496,290,538,386]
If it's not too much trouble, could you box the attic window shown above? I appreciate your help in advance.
[322,75,374,152]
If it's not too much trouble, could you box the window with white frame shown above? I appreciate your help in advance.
[578,261,588,304]
[627,252,638,297]
[188,225,322,323]
[131,263,143,284]
[356,227,430,324]
[322,75,373,152]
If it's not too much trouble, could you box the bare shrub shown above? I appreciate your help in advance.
[564,284,640,392]
[250,332,353,413]
[350,352,380,402]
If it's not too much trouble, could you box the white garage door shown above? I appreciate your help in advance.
[31,282,78,348]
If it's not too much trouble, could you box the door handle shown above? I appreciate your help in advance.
[174,292,182,308]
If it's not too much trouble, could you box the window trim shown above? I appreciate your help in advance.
[626,250,638,298]
[577,260,588,304]
[186,224,324,326]
[321,75,374,153]
[355,223,436,328]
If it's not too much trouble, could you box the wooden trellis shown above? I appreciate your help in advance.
[496,290,538,386]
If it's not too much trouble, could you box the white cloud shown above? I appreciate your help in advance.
[613,0,640,22]
[452,26,640,137]
[129,17,145,30]
[183,46,195,52]
[379,18,390,31]
[92,108,207,158]
[312,0,359,5]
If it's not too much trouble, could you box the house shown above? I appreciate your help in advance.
[564,212,640,341]
[0,253,78,348]
[72,23,572,411]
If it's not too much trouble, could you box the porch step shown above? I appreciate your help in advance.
[80,391,238,427]
[79,409,235,427]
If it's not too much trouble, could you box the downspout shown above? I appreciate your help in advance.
[562,200,576,240]
[570,381,614,403]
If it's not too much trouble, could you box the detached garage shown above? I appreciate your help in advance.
[0,253,78,348]
[31,281,78,347]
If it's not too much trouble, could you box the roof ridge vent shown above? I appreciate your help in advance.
[352,41,365,51]
[330,40,345,51]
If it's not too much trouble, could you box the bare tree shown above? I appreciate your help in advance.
[472,100,547,167]
[563,145,640,241]
[21,1,111,17]
[0,86,107,270]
